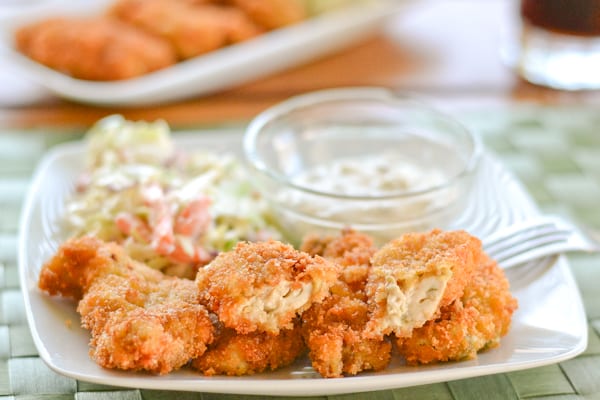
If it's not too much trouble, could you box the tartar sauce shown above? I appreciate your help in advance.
[275,152,459,244]
[292,153,446,197]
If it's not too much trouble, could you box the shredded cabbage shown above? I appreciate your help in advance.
[63,115,280,278]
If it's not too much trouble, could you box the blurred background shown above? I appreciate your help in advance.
[2,0,599,129]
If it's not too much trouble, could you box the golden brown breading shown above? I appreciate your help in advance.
[38,236,214,375]
[110,0,262,59]
[229,0,306,29]
[365,229,482,339]
[192,319,305,376]
[396,253,518,364]
[299,233,334,258]
[301,228,377,295]
[179,0,226,4]
[15,17,176,80]
[322,228,377,267]
[196,239,340,335]
[39,235,163,300]
[302,294,392,378]
[37,228,518,377]
[300,230,390,378]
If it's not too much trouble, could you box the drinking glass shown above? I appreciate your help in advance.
[507,0,600,90]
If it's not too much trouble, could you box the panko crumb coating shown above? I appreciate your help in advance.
[396,253,518,364]
[196,239,340,334]
[365,229,483,339]
[230,0,307,29]
[301,230,391,378]
[301,228,376,293]
[15,17,176,81]
[110,0,263,60]
[192,319,305,376]
[302,294,392,378]
[38,236,214,375]
[321,228,377,267]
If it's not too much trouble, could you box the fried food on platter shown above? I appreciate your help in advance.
[301,230,391,378]
[196,239,340,334]
[172,0,307,29]
[298,233,334,259]
[15,17,176,81]
[301,228,377,296]
[302,228,377,268]
[229,0,307,29]
[365,229,483,339]
[192,319,305,376]
[39,235,163,299]
[396,253,518,364]
[110,0,263,60]
[302,294,392,378]
[302,228,379,295]
[38,236,214,375]
[78,275,214,374]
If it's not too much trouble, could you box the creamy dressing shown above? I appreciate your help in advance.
[278,152,458,226]
[292,153,446,197]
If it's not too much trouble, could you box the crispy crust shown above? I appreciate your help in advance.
[110,0,262,59]
[196,239,340,334]
[365,229,482,339]
[38,236,214,374]
[396,253,518,364]
[229,0,306,29]
[37,228,518,377]
[302,294,392,378]
[192,320,305,376]
[301,230,391,378]
[15,17,176,80]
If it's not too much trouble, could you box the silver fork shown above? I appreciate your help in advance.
[482,215,600,269]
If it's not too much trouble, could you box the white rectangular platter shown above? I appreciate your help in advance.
[18,131,588,396]
[0,0,409,107]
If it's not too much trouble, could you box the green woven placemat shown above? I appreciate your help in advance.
[1,106,599,400]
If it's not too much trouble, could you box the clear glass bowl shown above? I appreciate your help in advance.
[243,87,481,245]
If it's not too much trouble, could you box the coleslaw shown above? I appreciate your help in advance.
[63,115,281,278]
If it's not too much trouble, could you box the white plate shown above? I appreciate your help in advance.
[0,0,409,107]
[19,131,588,396]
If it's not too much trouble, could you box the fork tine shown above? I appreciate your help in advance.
[490,231,572,263]
[482,215,600,269]
[498,245,573,270]
[483,219,557,250]
[484,226,571,256]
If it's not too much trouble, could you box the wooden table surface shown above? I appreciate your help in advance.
[1,0,600,130]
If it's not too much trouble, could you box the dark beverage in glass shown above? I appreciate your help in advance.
[510,0,600,90]
[520,0,600,36]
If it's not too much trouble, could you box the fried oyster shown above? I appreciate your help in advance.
[38,236,214,374]
[301,229,392,378]
[396,253,518,364]
[365,229,483,339]
[196,239,340,335]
